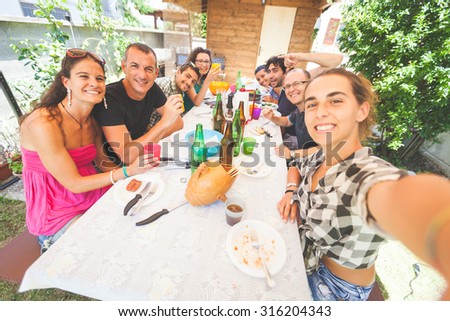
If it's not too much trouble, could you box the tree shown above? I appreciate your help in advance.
[10,0,139,113]
[339,0,450,157]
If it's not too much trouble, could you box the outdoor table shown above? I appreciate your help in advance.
[19,102,312,301]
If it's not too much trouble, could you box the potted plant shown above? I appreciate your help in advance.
[0,145,13,181]
[7,151,23,178]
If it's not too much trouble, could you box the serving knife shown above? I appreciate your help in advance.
[123,182,154,216]
[135,200,189,226]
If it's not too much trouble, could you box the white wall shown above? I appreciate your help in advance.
[421,133,450,177]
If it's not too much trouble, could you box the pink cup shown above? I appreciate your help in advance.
[252,107,262,120]
[144,143,161,165]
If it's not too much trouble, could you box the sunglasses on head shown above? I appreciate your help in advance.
[66,48,105,65]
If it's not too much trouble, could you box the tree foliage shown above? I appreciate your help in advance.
[339,0,450,152]
[10,0,139,112]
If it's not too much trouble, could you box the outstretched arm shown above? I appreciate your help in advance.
[281,52,343,79]
[368,174,450,300]
[186,66,221,106]
[102,95,183,165]
[23,113,155,194]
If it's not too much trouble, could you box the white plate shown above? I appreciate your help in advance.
[112,172,165,206]
[237,157,272,178]
[249,125,275,138]
[226,219,287,278]
[260,102,278,110]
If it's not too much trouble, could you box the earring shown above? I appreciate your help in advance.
[67,86,72,108]
[103,96,108,109]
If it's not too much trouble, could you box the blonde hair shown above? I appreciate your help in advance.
[309,68,378,140]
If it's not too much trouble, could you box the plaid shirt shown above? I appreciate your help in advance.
[292,147,409,274]
[149,76,182,128]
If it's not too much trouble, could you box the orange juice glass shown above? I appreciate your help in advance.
[211,62,221,70]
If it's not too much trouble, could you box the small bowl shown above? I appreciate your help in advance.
[185,129,224,157]
[209,81,230,95]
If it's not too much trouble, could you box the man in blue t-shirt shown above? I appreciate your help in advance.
[263,52,343,152]
[93,43,184,165]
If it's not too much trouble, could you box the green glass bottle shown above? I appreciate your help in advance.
[190,123,206,174]
[212,93,225,133]
[232,108,242,156]
[236,70,242,90]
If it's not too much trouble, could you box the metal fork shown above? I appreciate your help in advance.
[250,230,276,288]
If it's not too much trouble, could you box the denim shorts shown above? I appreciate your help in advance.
[37,215,81,254]
[307,262,374,301]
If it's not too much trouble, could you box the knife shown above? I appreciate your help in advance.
[123,182,153,216]
[135,200,189,226]
[262,128,272,138]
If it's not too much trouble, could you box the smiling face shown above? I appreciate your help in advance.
[266,63,285,88]
[283,70,310,108]
[121,46,158,100]
[176,67,199,92]
[304,74,370,154]
[255,69,269,88]
[194,52,211,76]
[62,56,106,106]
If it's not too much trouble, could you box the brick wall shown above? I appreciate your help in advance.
[206,0,323,82]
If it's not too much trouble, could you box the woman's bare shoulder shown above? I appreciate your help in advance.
[21,108,63,148]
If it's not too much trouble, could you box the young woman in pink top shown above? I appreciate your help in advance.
[19,49,156,253]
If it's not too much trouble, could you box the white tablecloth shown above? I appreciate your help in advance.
[19,104,312,301]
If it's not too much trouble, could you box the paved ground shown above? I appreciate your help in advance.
[1,179,447,300]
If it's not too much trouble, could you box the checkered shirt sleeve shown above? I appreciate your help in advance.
[295,147,409,274]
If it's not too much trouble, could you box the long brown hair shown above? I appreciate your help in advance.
[19,52,105,125]
[307,68,378,140]
[187,47,213,83]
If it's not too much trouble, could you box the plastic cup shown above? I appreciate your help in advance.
[242,137,257,155]
[179,94,185,113]
[144,143,161,166]
[248,103,255,119]
[252,107,262,120]
[225,197,246,226]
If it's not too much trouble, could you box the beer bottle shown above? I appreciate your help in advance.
[225,92,234,120]
[236,70,243,91]
[190,123,206,174]
[238,101,246,130]
[232,108,242,157]
[212,93,225,133]
[220,120,235,171]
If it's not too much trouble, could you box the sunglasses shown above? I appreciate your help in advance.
[66,48,105,65]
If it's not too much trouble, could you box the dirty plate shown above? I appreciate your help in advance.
[260,102,278,110]
[237,157,272,178]
[226,219,286,278]
[113,172,165,206]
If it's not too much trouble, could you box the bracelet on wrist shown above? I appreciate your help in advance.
[285,189,295,194]
[286,183,299,189]
[122,165,129,178]
[109,169,116,185]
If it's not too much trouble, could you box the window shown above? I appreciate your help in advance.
[20,2,70,20]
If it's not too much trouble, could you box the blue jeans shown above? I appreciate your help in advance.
[307,262,374,301]
[37,215,81,254]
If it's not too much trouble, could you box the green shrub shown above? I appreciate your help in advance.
[339,0,450,154]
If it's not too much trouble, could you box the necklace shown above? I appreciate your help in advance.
[60,102,88,129]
